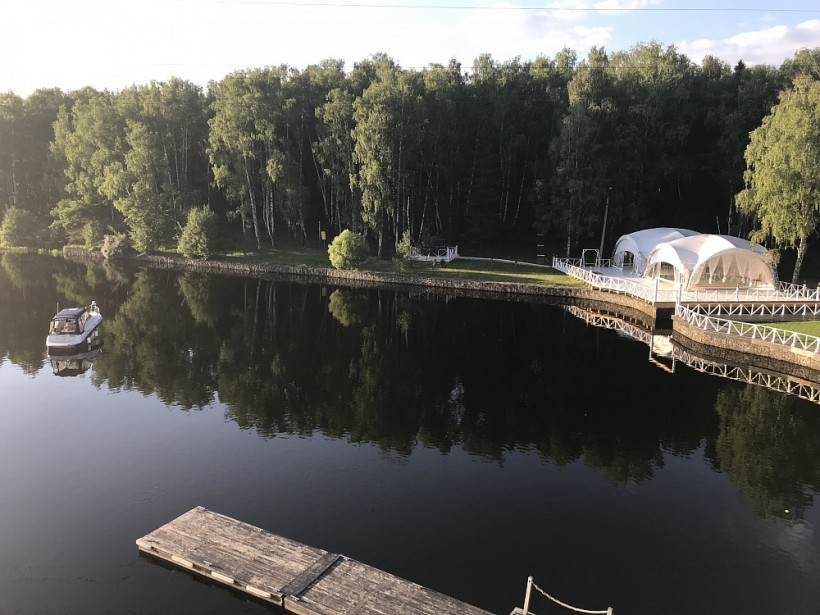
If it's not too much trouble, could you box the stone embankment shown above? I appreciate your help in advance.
[62,247,598,304]
[673,316,820,381]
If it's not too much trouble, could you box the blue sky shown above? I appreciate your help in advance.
[2,0,819,96]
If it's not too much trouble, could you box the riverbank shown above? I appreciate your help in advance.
[59,245,820,380]
[62,246,597,303]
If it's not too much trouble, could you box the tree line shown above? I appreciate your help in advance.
[0,44,818,263]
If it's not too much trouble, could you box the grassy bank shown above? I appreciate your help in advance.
[8,243,585,290]
[761,321,820,337]
[192,245,585,288]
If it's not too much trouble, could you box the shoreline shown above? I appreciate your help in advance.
[60,247,820,381]
[62,246,599,303]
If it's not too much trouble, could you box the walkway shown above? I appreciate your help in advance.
[137,506,492,615]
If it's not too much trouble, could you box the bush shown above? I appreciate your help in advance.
[82,220,105,248]
[100,232,131,260]
[0,206,37,247]
[178,205,217,260]
[328,229,369,270]
[396,230,412,260]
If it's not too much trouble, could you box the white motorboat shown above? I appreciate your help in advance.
[46,301,103,352]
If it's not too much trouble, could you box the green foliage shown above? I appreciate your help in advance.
[737,76,820,282]
[2,45,818,265]
[714,384,819,519]
[178,205,217,259]
[0,206,37,247]
[82,219,105,248]
[396,230,412,260]
[100,232,131,260]
[327,289,368,326]
[328,229,369,269]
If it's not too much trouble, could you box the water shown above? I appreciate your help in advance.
[1,253,819,615]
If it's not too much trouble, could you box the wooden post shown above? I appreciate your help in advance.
[522,576,533,615]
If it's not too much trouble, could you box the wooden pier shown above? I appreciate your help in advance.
[136,506,493,615]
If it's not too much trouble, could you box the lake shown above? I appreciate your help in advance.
[1,252,819,615]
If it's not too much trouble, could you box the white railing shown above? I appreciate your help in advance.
[673,347,820,404]
[552,256,679,303]
[680,282,820,303]
[564,306,652,346]
[676,303,820,353]
[409,245,458,262]
[691,302,820,320]
[554,256,820,305]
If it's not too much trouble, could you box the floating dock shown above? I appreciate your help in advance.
[136,506,493,615]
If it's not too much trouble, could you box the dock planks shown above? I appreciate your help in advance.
[137,506,493,615]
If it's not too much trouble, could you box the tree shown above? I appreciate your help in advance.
[352,55,424,256]
[737,77,820,282]
[0,206,37,246]
[50,89,126,234]
[178,205,217,259]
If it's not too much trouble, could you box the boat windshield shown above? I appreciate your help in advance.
[50,318,79,334]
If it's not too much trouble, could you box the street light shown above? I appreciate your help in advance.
[598,187,612,263]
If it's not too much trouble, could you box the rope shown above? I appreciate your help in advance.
[530,580,613,615]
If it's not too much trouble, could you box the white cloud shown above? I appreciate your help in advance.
[409,5,613,68]
[679,19,820,67]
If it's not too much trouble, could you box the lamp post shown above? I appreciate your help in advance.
[598,187,612,264]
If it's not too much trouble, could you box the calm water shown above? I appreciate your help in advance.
[1,253,819,615]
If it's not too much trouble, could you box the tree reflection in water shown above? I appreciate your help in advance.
[2,253,820,520]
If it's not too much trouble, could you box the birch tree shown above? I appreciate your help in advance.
[737,77,820,282]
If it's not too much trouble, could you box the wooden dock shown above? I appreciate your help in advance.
[136,506,494,615]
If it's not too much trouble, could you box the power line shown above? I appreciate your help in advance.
[224,1,820,12]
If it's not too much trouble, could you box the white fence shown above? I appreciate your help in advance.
[675,303,820,353]
[692,302,820,320]
[673,347,820,404]
[553,256,820,304]
[552,256,679,303]
[409,245,459,262]
[563,306,652,347]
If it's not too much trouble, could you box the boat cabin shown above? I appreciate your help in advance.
[49,307,91,335]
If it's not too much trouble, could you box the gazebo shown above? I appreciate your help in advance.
[642,234,777,290]
[611,228,698,274]
[612,228,777,291]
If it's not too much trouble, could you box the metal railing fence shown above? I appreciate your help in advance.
[675,303,820,353]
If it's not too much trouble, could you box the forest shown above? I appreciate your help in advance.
[0,43,819,269]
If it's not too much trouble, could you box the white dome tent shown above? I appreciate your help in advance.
[643,233,776,290]
[611,228,698,274]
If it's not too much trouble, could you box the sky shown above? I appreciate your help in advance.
[1,0,819,97]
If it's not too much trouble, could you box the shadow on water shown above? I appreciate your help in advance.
[2,252,820,521]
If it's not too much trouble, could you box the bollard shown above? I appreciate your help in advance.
[522,576,533,615]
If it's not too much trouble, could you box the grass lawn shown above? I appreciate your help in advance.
[214,245,584,287]
[760,320,820,337]
[402,258,586,287]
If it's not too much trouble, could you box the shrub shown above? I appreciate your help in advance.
[328,229,369,270]
[82,220,105,248]
[396,230,412,260]
[178,205,217,260]
[0,206,37,247]
[100,232,131,260]
[328,230,369,269]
